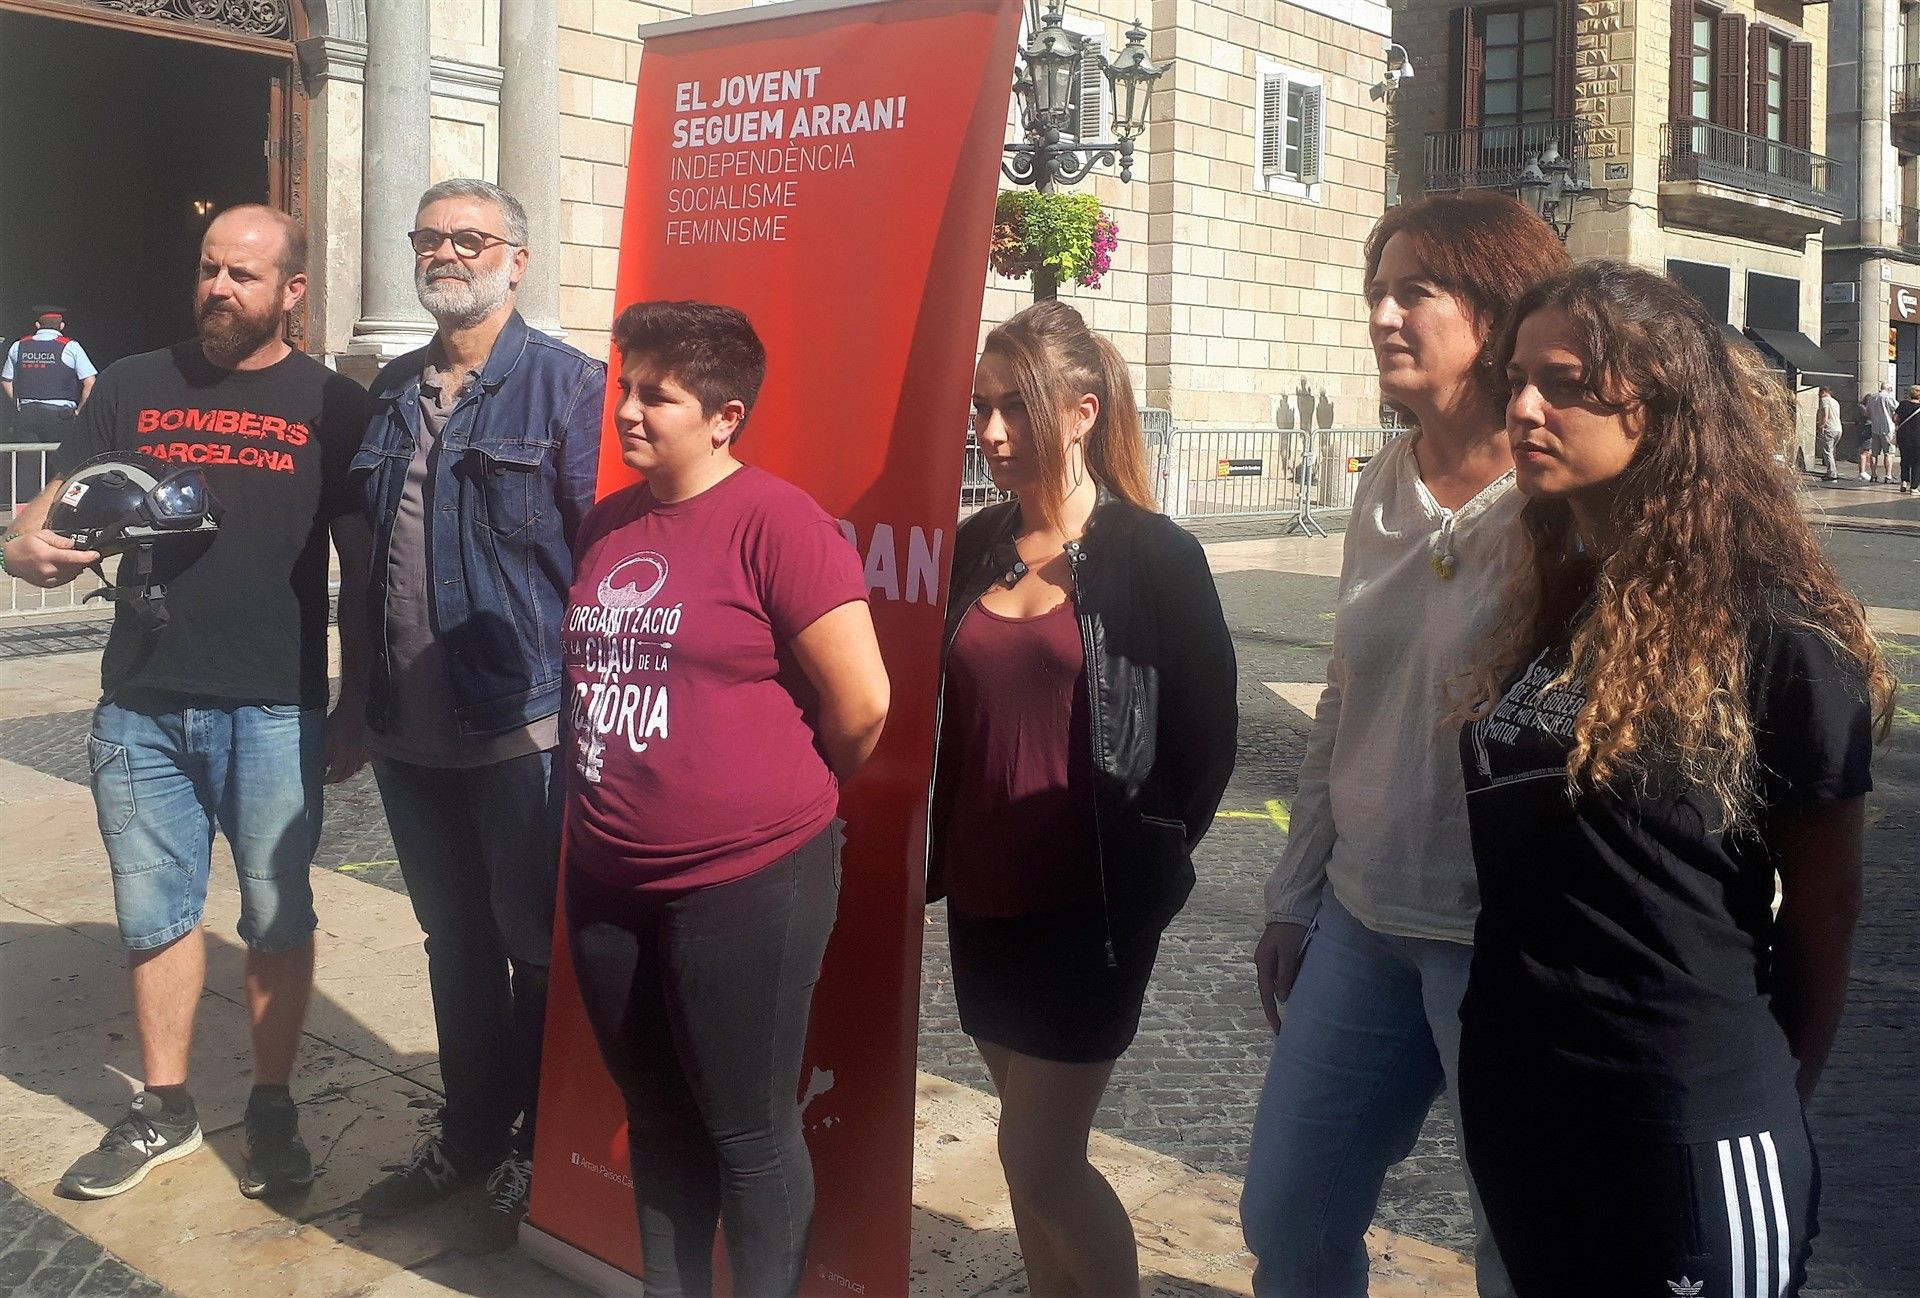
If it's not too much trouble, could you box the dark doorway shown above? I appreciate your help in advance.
[0,10,277,377]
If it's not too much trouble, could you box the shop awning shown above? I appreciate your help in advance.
[1744,328,1850,384]
[1720,323,1783,373]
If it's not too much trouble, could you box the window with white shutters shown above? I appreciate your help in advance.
[1255,60,1326,198]
[1069,34,1107,142]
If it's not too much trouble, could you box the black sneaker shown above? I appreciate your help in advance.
[357,1132,473,1218]
[470,1152,533,1253]
[55,1092,203,1200]
[239,1091,314,1199]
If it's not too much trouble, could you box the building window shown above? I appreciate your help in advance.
[1481,5,1557,128]
[1689,8,1714,121]
[1668,259,1732,322]
[1060,16,1107,147]
[1255,58,1324,198]
[1450,2,1577,136]
[1746,271,1800,332]
[1762,33,1787,142]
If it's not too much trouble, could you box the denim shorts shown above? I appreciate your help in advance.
[89,695,322,953]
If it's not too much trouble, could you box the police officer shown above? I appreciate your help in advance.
[3,307,97,443]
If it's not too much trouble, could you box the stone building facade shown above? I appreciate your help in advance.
[1390,0,1843,452]
[568,0,1401,431]
[3,0,1394,431]
[1821,0,1920,402]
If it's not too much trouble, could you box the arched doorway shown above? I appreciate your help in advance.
[0,0,312,388]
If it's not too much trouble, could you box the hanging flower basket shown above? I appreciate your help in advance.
[989,191,1120,290]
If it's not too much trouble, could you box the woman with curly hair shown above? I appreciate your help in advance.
[1458,260,1894,1297]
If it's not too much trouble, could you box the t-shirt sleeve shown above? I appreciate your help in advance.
[317,371,377,521]
[752,486,867,641]
[1751,620,1875,808]
[52,369,120,477]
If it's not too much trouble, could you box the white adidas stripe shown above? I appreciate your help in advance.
[1738,1136,1771,1298]
[1718,1138,1747,1298]
[1759,1131,1791,1295]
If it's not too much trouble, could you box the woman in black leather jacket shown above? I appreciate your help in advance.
[929,301,1237,1297]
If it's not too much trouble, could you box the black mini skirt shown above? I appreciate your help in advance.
[947,905,1163,1064]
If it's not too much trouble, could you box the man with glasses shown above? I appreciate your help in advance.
[0,205,374,1203]
[351,179,603,1243]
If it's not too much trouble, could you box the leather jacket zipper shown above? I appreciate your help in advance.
[1063,539,1119,970]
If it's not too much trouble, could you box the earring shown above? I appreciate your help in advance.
[1070,442,1086,490]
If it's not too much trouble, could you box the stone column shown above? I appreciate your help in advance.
[1855,1,1892,398]
[351,0,434,360]
[499,0,564,337]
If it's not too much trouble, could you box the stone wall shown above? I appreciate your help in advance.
[1147,0,1390,428]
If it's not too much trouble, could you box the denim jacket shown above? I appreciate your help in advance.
[353,312,605,738]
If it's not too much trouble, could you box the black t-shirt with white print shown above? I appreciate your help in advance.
[54,342,371,708]
[1457,605,1874,1143]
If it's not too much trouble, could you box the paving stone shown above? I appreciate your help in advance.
[1,528,1916,1298]
[0,1179,170,1298]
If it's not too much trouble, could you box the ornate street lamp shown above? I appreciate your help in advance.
[1514,135,1586,242]
[1001,3,1171,193]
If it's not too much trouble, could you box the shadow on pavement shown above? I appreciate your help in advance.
[0,917,587,1297]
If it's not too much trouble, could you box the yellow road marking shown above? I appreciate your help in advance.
[334,859,399,873]
[1217,798,1291,832]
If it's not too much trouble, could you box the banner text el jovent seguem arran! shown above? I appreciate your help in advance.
[526,1,1023,1294]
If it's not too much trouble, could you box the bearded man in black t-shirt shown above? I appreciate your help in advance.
[0,205,374,1204]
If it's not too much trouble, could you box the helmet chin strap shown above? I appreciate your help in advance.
[84,543,170,629]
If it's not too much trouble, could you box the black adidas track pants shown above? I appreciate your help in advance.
[1462,1101,1818,1298]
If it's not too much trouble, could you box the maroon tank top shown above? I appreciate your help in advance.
[939,597,1102,917]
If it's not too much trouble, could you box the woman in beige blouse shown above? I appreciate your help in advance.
[1238,192,1566,1298]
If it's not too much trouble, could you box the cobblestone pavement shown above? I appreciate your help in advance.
[0,1179,172,1298]
[2,530,1917,1295]
[0,615,109,661]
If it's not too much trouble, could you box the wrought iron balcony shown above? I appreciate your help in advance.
[1659,119,1842,215]
[1424,119,1589,193]
[1894,64,1920,113]
[1893,65,1920,154]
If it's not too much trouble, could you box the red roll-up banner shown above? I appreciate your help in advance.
[524,1,1022,1294]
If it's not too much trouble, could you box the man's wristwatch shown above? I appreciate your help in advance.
[0,531,17,578]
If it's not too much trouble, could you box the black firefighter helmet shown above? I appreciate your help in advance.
[46,451,221,624]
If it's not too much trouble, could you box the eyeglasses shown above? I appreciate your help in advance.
[406,228,519,258]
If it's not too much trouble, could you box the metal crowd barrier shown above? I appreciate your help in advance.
[3,443,109,621]
[960,407,1174,513]
[1159,427,1402,532]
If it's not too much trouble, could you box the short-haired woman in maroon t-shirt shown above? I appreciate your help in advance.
[561,301,888,1298]
[931,301,1238,1296]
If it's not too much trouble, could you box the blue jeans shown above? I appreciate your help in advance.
[89,694,322,953]
[1240,895,1511,1297]
[372,751,560,1163]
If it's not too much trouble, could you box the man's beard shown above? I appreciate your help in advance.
[196,298,283,365]
[417,258,514,328]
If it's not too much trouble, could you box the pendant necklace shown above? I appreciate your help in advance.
[1428,468,1515,580]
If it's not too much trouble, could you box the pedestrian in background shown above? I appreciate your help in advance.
[1241,191,1567,1298]
[929,300,1237,1298]
[2,307,97,506]
[1458,259,1892,1296]
[1862,381,1897,483]
[2,306,96,440]
[1817,386,1843,482]
[562,301,888,1298]
[351,179,604,1242]
[1896,384,1920,494]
